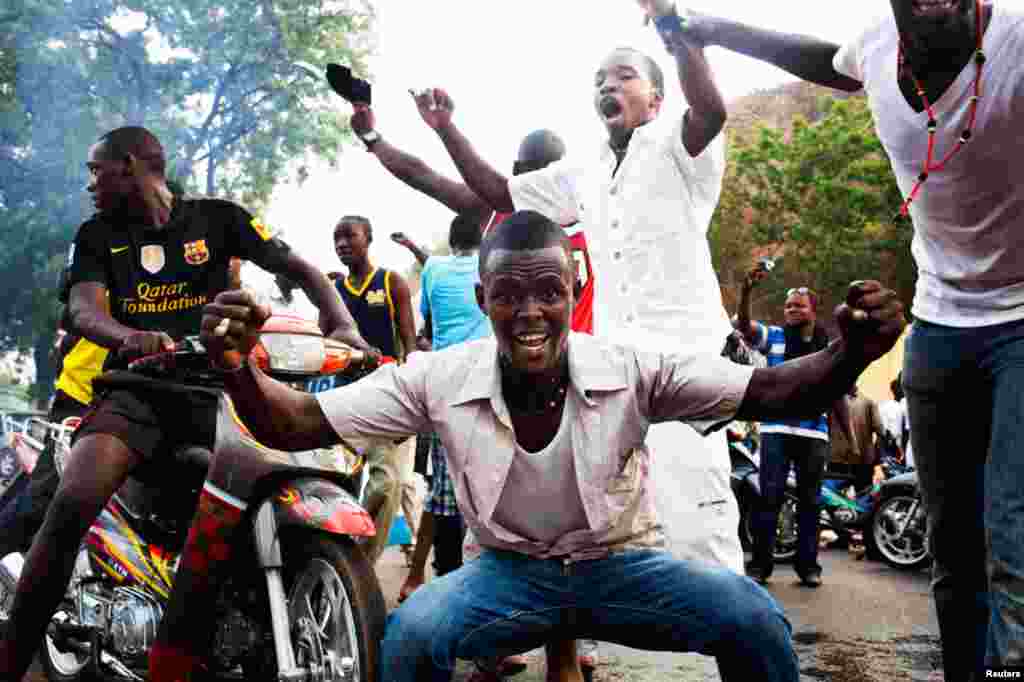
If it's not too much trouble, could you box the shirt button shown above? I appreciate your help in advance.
[610,186,618,196]
[612,250,622,261]
[618,282,629,294]
[611,219,621,230]
[625,313,635,324]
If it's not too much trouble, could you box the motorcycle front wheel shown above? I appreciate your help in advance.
[0,557,92,682]
[40,607,92,682]
[872,494,930,571]
[278,532,386,682]
[744,493,798,563]
[0,555,16,622]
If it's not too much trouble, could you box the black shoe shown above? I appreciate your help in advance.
[798,570,823,588]
[745,560,771,585]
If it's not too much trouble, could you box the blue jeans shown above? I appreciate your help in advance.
[380,548,798,682]
[904,318,1024,676]
[752,433,828,577]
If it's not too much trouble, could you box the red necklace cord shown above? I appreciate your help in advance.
[896,0,985,219]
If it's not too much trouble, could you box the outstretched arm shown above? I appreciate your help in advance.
[682,11,862,92]
[642,3,726,156]
[391,232,432,267]
[737,282,905,422]
[411,89,515,213]
[351,105,490,216]
[201,290,428,451]
[736,263,767,345]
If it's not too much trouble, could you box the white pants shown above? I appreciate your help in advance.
[647,423,743,573]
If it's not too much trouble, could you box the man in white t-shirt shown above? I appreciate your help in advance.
[405,1,744,593]
[674,2,1024,676]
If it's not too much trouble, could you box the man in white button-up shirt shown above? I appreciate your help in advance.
[405,1,741,582]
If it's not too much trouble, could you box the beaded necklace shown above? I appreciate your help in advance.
[896,0,986,219]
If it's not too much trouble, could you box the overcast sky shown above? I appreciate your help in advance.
[255,0,1018,312]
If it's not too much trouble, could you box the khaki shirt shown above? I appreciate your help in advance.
[316,333,753,561]
[831,394,885,466]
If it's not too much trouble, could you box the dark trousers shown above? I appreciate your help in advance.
[432,513,466,577]
[902,317,1024,675]
[752,433,828,576]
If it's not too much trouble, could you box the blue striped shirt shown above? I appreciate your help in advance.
[753,322,829,441]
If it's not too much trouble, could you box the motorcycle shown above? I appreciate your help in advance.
[0,411,49,512]
[868,468,930,571]
[729,432,799,562]
[1,315,388,682]
[731,426,909,564]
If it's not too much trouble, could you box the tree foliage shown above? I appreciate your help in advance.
[710,96,915,332]
[0,0,375,399]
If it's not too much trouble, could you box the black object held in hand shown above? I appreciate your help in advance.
[326,63,372,105]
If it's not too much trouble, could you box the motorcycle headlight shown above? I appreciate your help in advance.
[256,333,326,374]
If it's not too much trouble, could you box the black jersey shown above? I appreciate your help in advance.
[335,268,401,360]
[67,196,291,364]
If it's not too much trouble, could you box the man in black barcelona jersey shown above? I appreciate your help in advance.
[0,126,369,681]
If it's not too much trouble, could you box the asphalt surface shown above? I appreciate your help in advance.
[20,543,941,681]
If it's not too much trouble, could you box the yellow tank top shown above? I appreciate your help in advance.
[54,338,108,406]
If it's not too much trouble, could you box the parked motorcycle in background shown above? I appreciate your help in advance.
[0,411,48,513]
[0,315,388,682]
[728,423,798,561]
[730,421,927,568]
[869,467,929,570]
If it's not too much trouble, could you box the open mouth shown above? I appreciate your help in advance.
[911,0,960,16]
[514,332,549,350]
[599,96,623,120]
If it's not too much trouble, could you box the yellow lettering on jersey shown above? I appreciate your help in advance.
[137,282,189,302]
[365,289,387,306]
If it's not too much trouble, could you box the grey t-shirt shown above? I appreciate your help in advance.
[491,400,589,546]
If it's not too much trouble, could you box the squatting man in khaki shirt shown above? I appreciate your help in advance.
[199,211,906,682]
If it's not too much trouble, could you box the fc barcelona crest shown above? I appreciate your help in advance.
[184,239,210,266]
[140,245,165,274]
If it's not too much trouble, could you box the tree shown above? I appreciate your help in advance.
[710,96,915,331]
[0,0,375,400]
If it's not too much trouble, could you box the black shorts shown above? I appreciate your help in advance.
[74,371,221,483]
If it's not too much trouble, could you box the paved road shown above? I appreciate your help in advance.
[371,544,943,682]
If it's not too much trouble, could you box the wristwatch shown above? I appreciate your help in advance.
[358,130,382,151]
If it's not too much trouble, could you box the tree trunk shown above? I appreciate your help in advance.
[206,154,217,195]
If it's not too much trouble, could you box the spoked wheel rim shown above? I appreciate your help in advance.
[291,557,361,681]
[742,496,798,561]
[873,496,928,566]
[0,566,14,622]
[45,612,90,677]
[774,496,799,561]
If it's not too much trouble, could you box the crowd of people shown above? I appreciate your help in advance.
[0,1,1020,681]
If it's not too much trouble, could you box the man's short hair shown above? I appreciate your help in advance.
[339,215,372,242]
[611,47,665,99]
[479,210,572,278]
[449,213,484,251]
[98,126,166,176]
